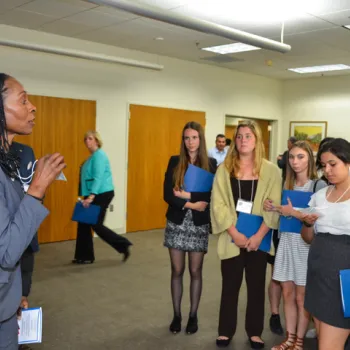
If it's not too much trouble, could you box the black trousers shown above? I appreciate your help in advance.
[218,249,267,338]
[21,248,35,297]
[74,191,132,261]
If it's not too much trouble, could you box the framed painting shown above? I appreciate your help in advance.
[289,121,328,154]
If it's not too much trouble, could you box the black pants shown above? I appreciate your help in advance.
[21,248,35,297]
[74,191,132,261]
[218,249,267,338]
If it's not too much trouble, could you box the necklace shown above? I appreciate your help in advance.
[326,183,350,204]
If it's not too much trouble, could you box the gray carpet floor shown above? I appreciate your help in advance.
[28,230,317,349]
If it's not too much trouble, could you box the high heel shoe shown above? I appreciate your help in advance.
[185,314,198,334]
[216,336,232,347]
[169,315,182,334]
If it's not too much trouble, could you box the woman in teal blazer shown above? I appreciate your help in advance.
[73,131,132,264]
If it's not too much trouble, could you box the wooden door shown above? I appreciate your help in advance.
[254,119,270,160]
[127,105,206,232]
[14,95,96,243]
[225,125,236,141]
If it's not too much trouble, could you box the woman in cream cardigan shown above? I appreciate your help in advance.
[211,120,281,349]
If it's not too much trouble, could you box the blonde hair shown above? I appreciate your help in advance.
[224,120,265,178]
[173,121,209,189]
[284,140,317,190]
[84,130,103,148]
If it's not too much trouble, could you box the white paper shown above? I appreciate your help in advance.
[56,171,67,181]
[18,307,42,344]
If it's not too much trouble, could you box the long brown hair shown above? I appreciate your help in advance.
[173,121,209,189]
[284,140,318,190]
[224,120,265,178]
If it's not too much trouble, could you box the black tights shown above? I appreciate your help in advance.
[169,248,205,318]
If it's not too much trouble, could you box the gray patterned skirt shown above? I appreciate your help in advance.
[164,210,210,253]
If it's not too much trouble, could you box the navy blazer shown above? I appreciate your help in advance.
[0,166,48,322]
[10,142,39,253]
[163,156,217,226]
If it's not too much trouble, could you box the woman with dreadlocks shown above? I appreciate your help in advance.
[0,73,66,349]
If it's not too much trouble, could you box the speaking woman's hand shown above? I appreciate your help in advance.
[28,153,66,199]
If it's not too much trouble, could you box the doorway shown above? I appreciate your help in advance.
[225,116,272,160]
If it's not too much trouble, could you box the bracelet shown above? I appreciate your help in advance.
[303,221,313,228]
[27,194,44,202]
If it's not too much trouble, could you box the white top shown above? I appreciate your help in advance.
[309,186,350,236]
[208,147,228,166]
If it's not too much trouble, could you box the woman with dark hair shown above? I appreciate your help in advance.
[163,121,217,335]
[316,137,335,184]
[302,138,350,350]
[0,73,65,348]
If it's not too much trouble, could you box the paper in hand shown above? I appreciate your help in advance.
[18,307,42,344]
[56,171,67,181]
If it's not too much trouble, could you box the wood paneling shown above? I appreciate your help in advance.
[225,125,236,141]
[14,95,96,243]
[127,105,205,232]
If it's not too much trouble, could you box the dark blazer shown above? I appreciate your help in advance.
[277,150,288,181]
[10,142,39,253]
[163,155,217,226]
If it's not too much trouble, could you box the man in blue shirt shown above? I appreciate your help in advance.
[208,134,227,166]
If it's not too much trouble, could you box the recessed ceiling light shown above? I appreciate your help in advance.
[288,64,350,74]
[154,37,164,41]
[201,43,261,54]
[343,25,350,30]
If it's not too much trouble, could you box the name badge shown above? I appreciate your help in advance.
[236,199,253,214]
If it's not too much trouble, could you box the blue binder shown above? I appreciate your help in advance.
[184,164,214,192]
[233,212,272,252]
[279,190,313,234]
[340,269,350,318]
[72,202,101,225]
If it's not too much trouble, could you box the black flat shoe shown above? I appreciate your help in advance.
[185,315,198,334]
[216,336,232,347]
[72,259,94,264]
[269,313,284,335]
[249,338,265,349]
[169,315,182,334]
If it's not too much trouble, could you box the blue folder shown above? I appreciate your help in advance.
[233,212,272,252]
[340,270,350,317]
[184,164,214,192]
[72,202,101,225]
[279,190,313,234]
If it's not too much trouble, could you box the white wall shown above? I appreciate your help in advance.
[282,75,350,154]
[1,25,283,233]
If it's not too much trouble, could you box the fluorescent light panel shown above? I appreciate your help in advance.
[202,43,261,54]
[343,25,350,30]
[288,64,350,74]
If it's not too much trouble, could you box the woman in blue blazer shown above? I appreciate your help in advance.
[73,131,132,264]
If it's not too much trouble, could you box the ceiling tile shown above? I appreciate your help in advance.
[18,0,97,18]
[308,0,350,15]
[91,5,139,20]
[65,9,128,27]
[0,9,55,29]
[39,19,93,36]
[317,9,350,26]
[0,0,33,12]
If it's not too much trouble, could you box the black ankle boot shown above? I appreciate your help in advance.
[169,315,182,334]
[185,314,198,334]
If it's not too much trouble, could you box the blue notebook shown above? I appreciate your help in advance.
[233,212,272,252]
[184,164,214,192]
[72,202,101,225]
[340,270,350,317]
[279,190,313,233]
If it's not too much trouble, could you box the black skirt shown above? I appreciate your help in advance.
[305,232,350,329]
